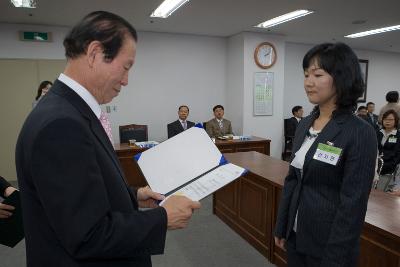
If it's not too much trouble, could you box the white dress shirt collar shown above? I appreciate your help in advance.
[58,73,101,119]
[380,128,397,146]
[380,128,397,137]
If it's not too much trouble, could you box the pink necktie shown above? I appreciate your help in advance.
[99,111,113,144]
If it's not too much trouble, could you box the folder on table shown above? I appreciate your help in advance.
[134,125,247,202]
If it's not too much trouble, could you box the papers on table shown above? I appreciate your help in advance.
[217,135,252,140]
[232,135,251,140]
[135,126,246,201]
[135,141,159,148]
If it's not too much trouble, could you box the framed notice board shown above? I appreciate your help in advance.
[253,72,274,116]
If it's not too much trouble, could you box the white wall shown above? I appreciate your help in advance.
[225,33,244,135]
[242,32,286,158]
[356,49,400,111]
[224,32,287,158]
[2,22,400,166]
[0,23,68,59]
[283,42,400,118]
[108,32,226,142]
[283,43,314,117]
[0,24,227,143]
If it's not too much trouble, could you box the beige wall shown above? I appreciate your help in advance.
[0,59,65,181]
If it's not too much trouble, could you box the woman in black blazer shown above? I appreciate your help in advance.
[274,43,377,267]
[377,110,400,175]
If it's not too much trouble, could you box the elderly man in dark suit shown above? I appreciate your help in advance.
[167,105,195,138]
[15,11,200,267]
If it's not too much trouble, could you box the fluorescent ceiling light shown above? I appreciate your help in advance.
[255,9,314,28]
[11,0,37,8]
[150,0,190,18]
[345,25,400,38]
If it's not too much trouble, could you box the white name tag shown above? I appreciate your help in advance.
[313,143,342,166]
[388,137,397,143]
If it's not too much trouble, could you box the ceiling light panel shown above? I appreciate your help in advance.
[345,25,400,38]
[11,0,37,8]
[255,9,314,29]
[150,0,190,18]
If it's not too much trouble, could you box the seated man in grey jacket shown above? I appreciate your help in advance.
[206,105,233,137]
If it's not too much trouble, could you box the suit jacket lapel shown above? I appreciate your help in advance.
[51,80,126,183]
[212,119,219,134]
[292,114,315,154]
[223,119,229,133]
[90,120,127,180]
[302,113,347,175]
[177,120,184,131]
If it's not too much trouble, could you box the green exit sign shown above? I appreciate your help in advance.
[19,31,52,42]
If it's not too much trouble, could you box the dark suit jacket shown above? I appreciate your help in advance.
[377,130,400,174]
[285,117,300,137]
[365,113,379,131]
[15,80,167,267]
[167,120,195,138]
[274,110,377,267]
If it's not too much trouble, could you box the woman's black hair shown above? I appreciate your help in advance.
[213,105,224,112]
[382,109,399,129]
[385,91,399,103]
[303,43,364,113]
[35,80,53,100]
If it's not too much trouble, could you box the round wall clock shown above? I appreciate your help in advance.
[254,42,277,69]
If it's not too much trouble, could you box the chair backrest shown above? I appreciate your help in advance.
[119,124,148,143]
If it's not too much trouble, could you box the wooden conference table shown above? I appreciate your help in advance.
[114,136,270,187]
[214,152,400,267]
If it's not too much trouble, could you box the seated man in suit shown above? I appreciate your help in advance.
[206,105,233,137]
[167,105,195,138]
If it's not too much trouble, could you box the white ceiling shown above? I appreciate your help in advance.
[1,0,400,53]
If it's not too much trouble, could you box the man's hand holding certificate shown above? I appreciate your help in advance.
[162,195,201,230]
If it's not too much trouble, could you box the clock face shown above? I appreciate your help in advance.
[257,45,274,66]
[254,42,276,69]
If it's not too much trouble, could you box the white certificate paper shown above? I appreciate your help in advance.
[160,163,245,204]
[136,127,246,199]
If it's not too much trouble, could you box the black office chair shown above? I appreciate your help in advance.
[119,124,148,143]
[282,118,295,161]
